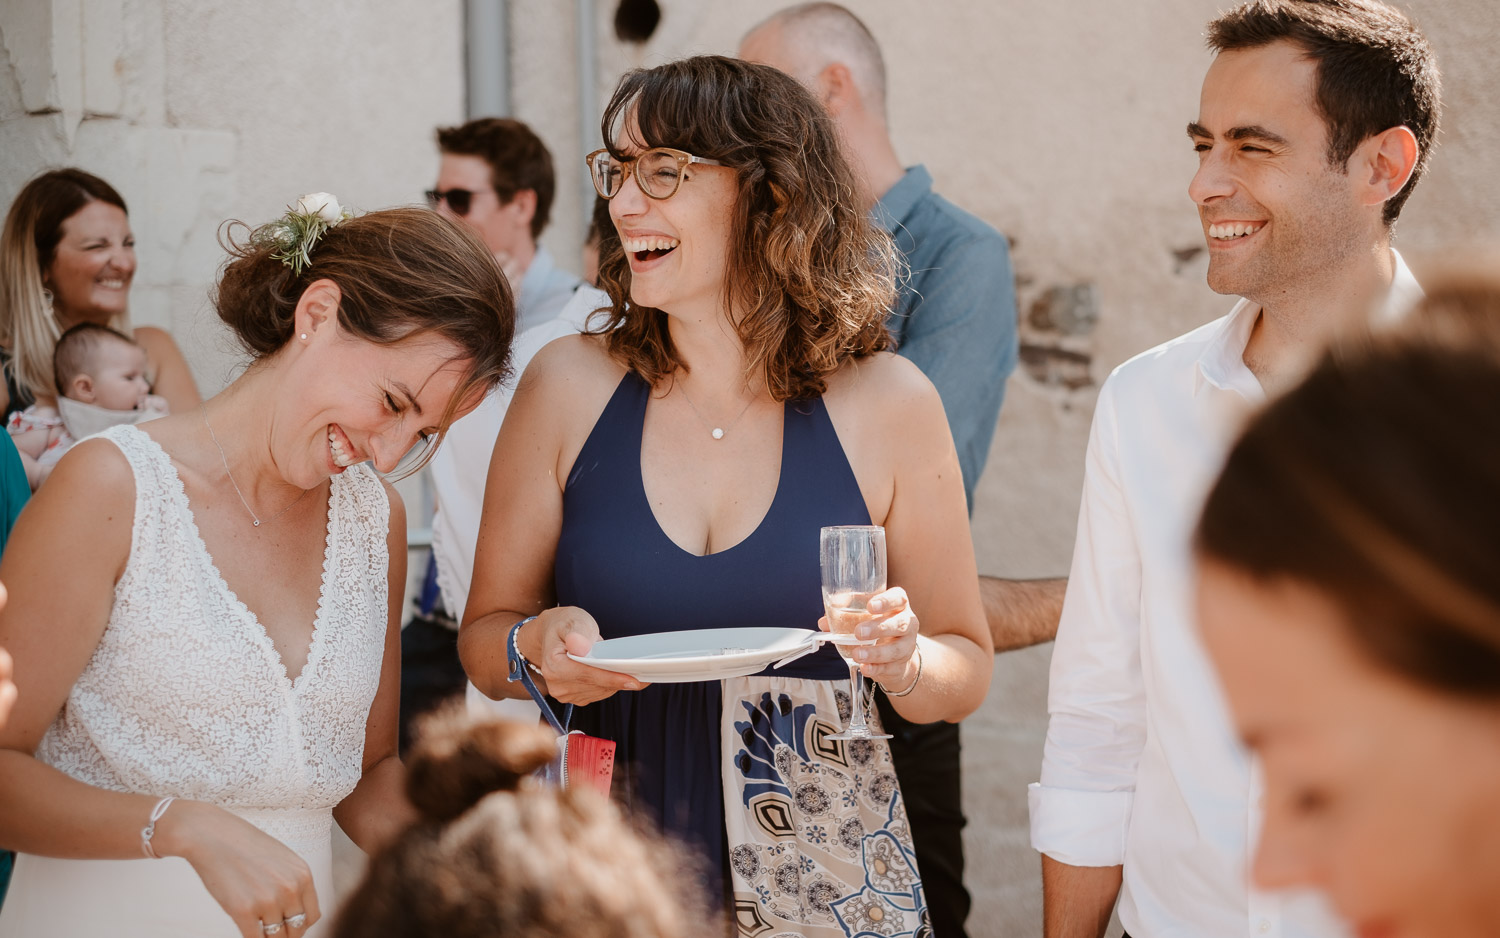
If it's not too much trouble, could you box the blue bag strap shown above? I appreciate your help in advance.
[507,616,573,736]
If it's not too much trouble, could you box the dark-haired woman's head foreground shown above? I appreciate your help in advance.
[589,54,896,401]
[333,712,712,938]
[1194,274,1500,938]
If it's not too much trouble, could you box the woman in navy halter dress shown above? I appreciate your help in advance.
[461,56,993,938]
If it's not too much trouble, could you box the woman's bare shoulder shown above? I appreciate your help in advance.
[49,436,135,496]
[131,325,180,355]
[824,351,943,419]
[515,333,626,412]
[526,332,618,374]
[19,436,137,556]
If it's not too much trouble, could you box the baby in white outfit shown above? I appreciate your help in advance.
[7,323,167,489]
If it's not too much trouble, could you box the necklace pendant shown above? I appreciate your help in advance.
[252,520,261,527]
[712,427,725,440]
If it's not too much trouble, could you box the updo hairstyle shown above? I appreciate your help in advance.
[592,55,897,401]
[0,168,131,402]
[333,710,713,938]
[215,207,514,438]
[1197,275,1500,697]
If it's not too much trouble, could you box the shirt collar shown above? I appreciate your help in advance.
[515,246,555,331]
[872,165,933,234]
[1194,296,1265,402]
[518,246,554,305]
[1193,247,1422,401]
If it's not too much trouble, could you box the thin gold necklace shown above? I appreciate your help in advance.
[200,403,309,528]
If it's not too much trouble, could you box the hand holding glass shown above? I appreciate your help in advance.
[821,525,892,741]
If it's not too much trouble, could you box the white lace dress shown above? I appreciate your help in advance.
[0,425,390,937]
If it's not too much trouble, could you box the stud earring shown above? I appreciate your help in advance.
[300,333,308,340]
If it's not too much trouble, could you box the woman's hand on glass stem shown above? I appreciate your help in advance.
[819,586,920,686]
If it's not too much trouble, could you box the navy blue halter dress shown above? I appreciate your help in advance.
[557,372,929,938]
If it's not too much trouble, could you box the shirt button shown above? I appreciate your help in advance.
[1258,921,1271,934]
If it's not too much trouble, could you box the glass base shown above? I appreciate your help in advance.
[827,727,893,741]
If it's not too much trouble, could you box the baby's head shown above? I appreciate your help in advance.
[53,323,150,410]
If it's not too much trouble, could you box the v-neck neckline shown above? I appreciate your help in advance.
[127,426,338,690]
[635,378,791,559]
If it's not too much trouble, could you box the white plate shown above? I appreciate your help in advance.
[567,627,839,683]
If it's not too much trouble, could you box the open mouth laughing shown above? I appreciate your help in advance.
[623,236,679,264]
[327,424,360,470]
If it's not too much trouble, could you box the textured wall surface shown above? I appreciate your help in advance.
[4,1,1499,935]
[0,0,465,393]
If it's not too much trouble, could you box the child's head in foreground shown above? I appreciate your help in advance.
[52,322,151,410]
[333,710,714,938]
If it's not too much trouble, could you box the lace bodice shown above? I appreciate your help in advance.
[37,425,391,814]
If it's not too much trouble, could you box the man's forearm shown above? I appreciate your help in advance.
[980,576,1067,652]
[1042,855,1121,938]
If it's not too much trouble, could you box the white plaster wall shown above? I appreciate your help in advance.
[0,0,465,394]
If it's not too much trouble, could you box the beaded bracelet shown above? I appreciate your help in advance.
[881,644,923,698]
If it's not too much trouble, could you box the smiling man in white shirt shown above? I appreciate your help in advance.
[1030,2,1441,937]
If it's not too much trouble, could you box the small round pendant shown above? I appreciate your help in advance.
[252,520,261,527]
[711,428,725,440]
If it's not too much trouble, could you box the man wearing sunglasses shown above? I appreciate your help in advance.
[427,118,583,329]
[403,117,605,749]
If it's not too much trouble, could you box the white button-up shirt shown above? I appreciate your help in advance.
[430,282,608,620]
[1029,252,1420,938]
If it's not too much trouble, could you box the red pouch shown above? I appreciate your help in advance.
[560,730,616,797]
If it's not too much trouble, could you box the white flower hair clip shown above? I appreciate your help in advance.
[254,192,352,276]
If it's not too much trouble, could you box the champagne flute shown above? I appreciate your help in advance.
[821,525,892,741]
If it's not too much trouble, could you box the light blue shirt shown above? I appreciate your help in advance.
[515,246,584,333]
[874,166,1019,511]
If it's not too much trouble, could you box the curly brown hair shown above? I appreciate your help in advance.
[332,711,714,938]
[591,54,897,402]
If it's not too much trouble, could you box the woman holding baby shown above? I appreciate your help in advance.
[0,170,201,484]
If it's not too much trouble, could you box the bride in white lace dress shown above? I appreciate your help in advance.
[0,202,514,938]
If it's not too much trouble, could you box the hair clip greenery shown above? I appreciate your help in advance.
[254,192,351,276]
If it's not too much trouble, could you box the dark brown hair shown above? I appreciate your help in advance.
[437,117,556,240]
[216,207,514,452]
[1,169,132,400]
[1207,0,1441,226]
[592,55,896,402]
[333,711,712,938]
[1197,278,1500,695]
[53,321,138,396]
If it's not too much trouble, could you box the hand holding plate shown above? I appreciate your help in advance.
[520,607,648,705]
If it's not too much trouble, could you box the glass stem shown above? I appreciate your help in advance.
[847,661,868,733]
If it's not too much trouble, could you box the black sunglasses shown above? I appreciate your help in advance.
[424,187,491,217]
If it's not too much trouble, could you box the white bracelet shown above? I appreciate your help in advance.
[140,796,175,859]
[882,644,923,698]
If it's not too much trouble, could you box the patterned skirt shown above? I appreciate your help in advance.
[721,676,931,938]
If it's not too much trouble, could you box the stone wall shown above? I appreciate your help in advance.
[4,2,1498,935]
[0,0,465,394]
